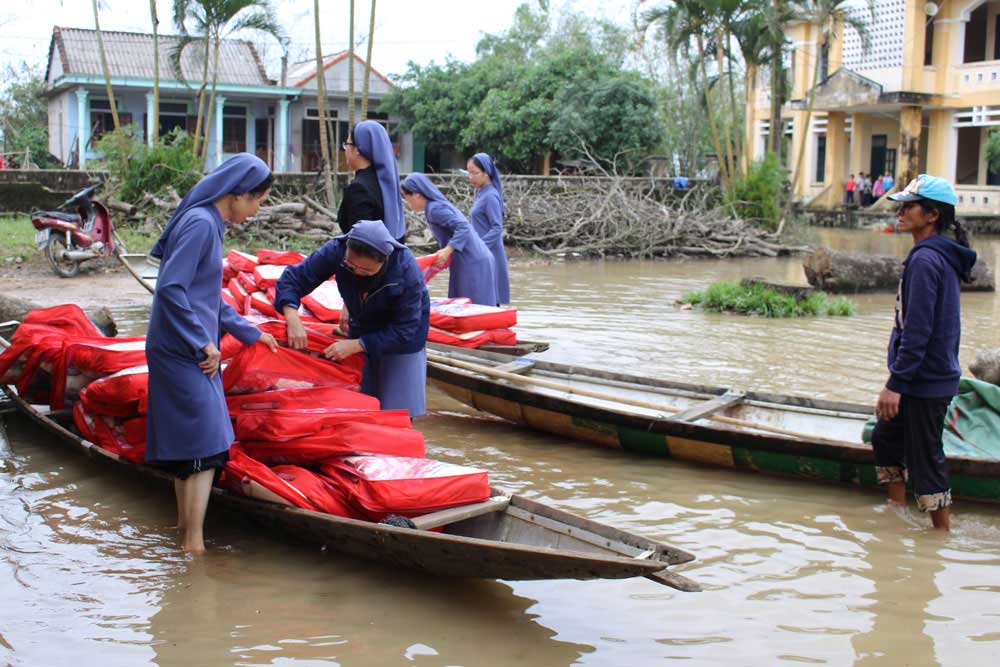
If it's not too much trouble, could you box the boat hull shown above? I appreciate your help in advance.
[427,349,1000,503]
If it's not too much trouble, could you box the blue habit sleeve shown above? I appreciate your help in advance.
[479,192,504,246]
[220,301,261,344]
[429,202,470,252]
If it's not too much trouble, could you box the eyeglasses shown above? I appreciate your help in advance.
[341,256,383,277]
[342,141,354,150]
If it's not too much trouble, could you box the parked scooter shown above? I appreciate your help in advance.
[31,184,126,278]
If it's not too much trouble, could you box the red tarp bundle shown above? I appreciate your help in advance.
[72,401,99,442]
[234,407,411,441]
[253,264,286,289]
[79,365,149,417]
[227,385,380,415]
[241,420,424,464]
[228,278,251,314]
[227,250,259,272]
[270,465,360,517]
[320,455,490,517]
[222,342,362,395]
[1,305,101,386]
[219,320,351,360]
[249,292,279,318]
[222,261,238,285]
[50,337,147,409]
[93,415,146,462]
[221,289,242,314]
[300,280,343,322]
[237,271,258,294]
[257,249,305,266]
[429,302,517,333]
[22,304,102,336]
[426,327,517,348]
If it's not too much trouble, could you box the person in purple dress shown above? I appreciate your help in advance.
[400,173,497,307]
[146,153,278,553]
[467,153,510,305]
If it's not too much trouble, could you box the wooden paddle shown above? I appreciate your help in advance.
[426,351,863,445]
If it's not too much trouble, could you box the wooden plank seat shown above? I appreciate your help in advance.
[671,389,746,422]
[412,495,511,531]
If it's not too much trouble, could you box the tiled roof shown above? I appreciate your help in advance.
[48,26,272,87]
[286,50,394,91]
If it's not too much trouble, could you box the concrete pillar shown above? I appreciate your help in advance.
[924,109,955,182]
[790,109,810,199]
[246,106,255,159]
[898,105,923,187]
[818,111,848,208]
[75,88,89,169]
[849,113,869,177]
[145,92,155,146]
[214,95,227,168]
[275,99,290,173]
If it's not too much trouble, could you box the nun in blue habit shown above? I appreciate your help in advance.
[338,120,406,242]
[401,173,498,307]
[274,220,430,417]
[146,153,277,553]
[467,153,511,305]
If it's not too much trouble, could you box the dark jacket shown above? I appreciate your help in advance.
[886,234,977,398]
[337,166,383,235]
[273,237,430,361]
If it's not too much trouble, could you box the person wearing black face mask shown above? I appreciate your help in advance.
[274,220,431,416]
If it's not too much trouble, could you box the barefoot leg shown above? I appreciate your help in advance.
[178,469,215,553]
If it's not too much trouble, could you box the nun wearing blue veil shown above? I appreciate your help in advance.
[338,120,406,242]
[146,152,278,553]
[401,173,498,307]
[467,153,510,305]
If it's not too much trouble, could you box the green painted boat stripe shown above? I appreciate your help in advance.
[618,427,669,456]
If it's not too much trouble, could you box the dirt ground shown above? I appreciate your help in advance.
[0,259,152,310]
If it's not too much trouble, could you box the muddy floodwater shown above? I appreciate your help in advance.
[2,228,999,666]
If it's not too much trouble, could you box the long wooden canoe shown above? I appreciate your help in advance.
[426,345,1000,503]
[0,382,698,590]
[116,250,549,357]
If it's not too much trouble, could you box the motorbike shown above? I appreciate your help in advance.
[31,184,126,278]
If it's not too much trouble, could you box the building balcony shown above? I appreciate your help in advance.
[955,61,1000,96]
[955,185,1000,215]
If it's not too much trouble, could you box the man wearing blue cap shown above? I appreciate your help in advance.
[871,175,977,531]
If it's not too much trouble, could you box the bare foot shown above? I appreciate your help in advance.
[181,541,206,554]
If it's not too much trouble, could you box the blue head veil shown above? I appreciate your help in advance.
[346,219,406,256]
[402,173,466,219]
[151,153,270,258]
[472,152,504,215]
[352,121,404,240]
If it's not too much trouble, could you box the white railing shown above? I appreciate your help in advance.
[955,186,1000,215]
[955,61,1000,96]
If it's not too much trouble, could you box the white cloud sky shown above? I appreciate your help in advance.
[1,0,637,83]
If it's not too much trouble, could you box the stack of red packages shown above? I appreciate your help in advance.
[426,298,518,348]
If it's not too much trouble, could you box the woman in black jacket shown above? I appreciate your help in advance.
[337,120,405,242]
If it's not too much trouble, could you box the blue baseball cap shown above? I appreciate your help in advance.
[888,174,957,206]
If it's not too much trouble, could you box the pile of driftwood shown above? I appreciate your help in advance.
[438,174,798,258]
[109,173,800,259]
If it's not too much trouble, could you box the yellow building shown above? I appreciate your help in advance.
[746,0,1000,215]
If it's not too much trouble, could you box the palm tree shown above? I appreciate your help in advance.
[313,0,335,206]
[173,0,285,163]
[91,0,128,165]
[360,0,377,118]
[645,0,732,192]
[150,0,160,143]
[348,0,356,127]
[779,0,872,230]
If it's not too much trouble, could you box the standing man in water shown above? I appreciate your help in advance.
[871,175,977,531]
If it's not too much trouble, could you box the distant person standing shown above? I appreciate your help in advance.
[872,175,885,200]
[338,120,406,242]
[861,173,873,207]
[883,171,895,193]
[845,174,856,205]
[871,175,977,531]
[401,173,498,306]
[467,152,511,305]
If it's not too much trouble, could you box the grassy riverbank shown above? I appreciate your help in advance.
[682,280,856,317]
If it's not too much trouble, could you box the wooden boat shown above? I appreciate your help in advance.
[426,345,1000,503]
[116,249,548,357]
[0,348,697,589]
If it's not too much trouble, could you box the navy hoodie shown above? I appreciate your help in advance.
[886,234,977,398]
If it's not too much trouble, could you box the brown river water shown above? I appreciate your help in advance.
[2,228,999,666]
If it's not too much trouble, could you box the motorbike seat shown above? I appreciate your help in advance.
[36,211,82,223]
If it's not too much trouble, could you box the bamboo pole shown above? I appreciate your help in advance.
[426,351,860,445]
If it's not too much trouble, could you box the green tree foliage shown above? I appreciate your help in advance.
[0,64,60,168]
[987,130,1000,175]
[94,127,202,204]
[727,152,787,229]
[382,4,664,173]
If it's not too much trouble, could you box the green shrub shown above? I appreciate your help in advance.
[727,153,787,230]
[681,280,856,317]
[94,127,203,204]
